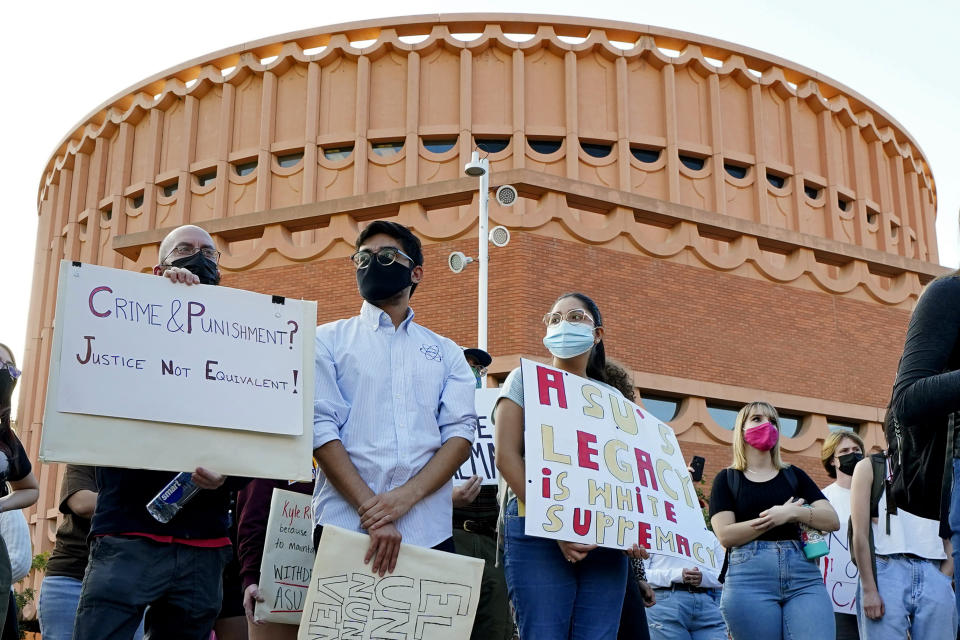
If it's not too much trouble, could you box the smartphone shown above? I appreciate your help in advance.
[690,456,705,482]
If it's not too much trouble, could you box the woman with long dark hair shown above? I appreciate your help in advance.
[0,343,39,637]
[494,293,647,640]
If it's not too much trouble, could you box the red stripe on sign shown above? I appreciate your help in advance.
[275,581,308,588]
[271,609,303,613]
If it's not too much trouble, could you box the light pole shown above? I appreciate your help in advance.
[464,151,489,355]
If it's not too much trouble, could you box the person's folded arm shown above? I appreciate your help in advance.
[710,511,768,549]
[358,348,476,530]
[0,473,38,512]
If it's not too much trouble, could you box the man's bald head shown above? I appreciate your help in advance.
[154,225,220,284]
[157,225,215,266]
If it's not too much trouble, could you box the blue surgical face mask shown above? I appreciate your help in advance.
[542,321,596,359]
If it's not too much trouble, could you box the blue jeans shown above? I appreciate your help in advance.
[647,588,726,640]
[856,554,956,639]
[949,459,960,619]
[39,575,145,640]
[503,499,628,640]
[719,540,834,640]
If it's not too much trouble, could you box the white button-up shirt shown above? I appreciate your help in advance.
[644,532,725,589]
[312,301,477,548]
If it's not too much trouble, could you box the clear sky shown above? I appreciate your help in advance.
[2,0,957,417]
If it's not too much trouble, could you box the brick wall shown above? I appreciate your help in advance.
[225,231,912,411]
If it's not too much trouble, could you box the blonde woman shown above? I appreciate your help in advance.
[709,402,839,640]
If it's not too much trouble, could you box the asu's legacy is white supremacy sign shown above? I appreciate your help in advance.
[56,262,305,434]
[522,359,718,570]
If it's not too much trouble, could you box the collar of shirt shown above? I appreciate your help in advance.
[360,300,414,333]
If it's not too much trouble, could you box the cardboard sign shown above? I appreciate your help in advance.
[823,526,858,614]
[299,525,483,640]
[821,485,857,614]
[40,260,315,480]
[453,389,499,486]
[55,261,304,434]
[256,489,316,624]
[521,359,718,571]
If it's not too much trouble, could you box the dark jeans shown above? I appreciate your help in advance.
[74,536,231,640]
[834,612,858,640]
[313,524,455,553]
[617,572,650,640]
[453,528,513,640]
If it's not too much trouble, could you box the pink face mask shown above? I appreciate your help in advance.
[744,421,779,451]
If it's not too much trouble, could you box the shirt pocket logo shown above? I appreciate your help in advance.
[420,344,442,362]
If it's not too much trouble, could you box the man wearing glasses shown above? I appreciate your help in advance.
[74,225,247,640]
[311,220,477,576]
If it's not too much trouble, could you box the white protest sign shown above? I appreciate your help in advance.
[41,260,315,480]
[299,525,483,640]
[453,389,499,486]
[256,489,315,624]
[55,261,304,434]
[821,485,857,614]
[823,527,858,614]
[521,359,718,571]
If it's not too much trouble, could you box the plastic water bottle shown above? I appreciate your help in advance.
[799,506,829,560]
[146,472,201,523]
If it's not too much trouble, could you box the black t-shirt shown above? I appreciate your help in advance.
[46,465,96,580]
[709,466,826,541]
[0,435,31,498]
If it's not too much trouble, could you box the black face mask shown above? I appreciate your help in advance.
[837,452,864,476]
[356,260,413,303]
[171,252,220,285]
[0,370,16,414]
[0,369,17,423]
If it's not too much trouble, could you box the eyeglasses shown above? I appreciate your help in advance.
[163,245,221,264]
[542,309,595,327]
[0,362,20,380]
[351,247,414,269]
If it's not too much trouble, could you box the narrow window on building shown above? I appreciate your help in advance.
[866,208,879,225]
[803,182,822,200]
[197,170,217,187]
[766,172,786,189]
[101,205,113,222]
[828,421,860,434]
[706,403,739,430]
[679,154,706,172]
[475,138,510,154]
[527,138,562,155]
[778,413,802,438]
[724,162,748,179]
[631,146,661,164]
[838,197,851,212]
[580,141,612,158]
[323,145,354,161]
[162,181,179,197]
[422,138,458,154]
[277,151,304,167]
[639,394,681,423]
[371,141,404,157]
[234,160,258,176]
[130,193,144,209]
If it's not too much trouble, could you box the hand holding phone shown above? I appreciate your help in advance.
[690,456,705,482]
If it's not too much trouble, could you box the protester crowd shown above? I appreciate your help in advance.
[0,220,958,639]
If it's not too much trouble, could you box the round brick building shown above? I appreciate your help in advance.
[19,14,942,590]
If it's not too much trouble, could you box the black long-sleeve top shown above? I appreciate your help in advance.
[891,275,960,428]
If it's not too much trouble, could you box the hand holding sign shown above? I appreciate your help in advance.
[521,359,718,572]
